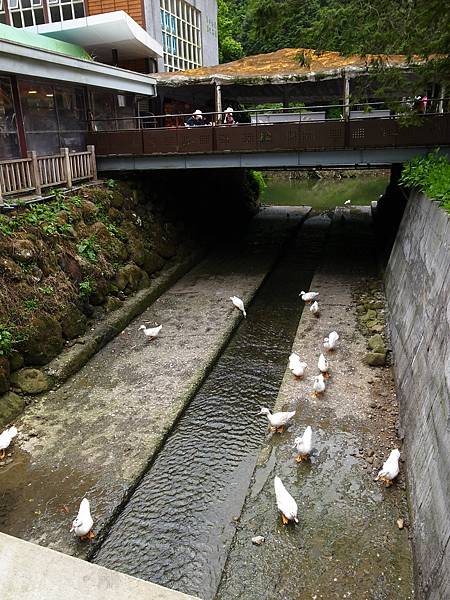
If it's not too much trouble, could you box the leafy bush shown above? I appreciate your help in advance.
[79,278,96,298]
[250,170,267,195]
[0,326,13,356]
[400,149,450,212]
[77,237,98,262]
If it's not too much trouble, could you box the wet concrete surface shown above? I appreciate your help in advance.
[92,215,331,599]
[0,206,309,559]
[216,208,414,600]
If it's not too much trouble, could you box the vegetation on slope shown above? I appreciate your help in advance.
[400,150,450,211]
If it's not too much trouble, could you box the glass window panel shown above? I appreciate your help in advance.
[73,3,83,17]
[9,0,19,9]
[12,11,22,26]
[62,3,72,19]
[21,0,31,9]
[92,90,117,131]
[23,9,33,24]
[35,7,44,22]
[50,5,60,20]
[19,80,58,133]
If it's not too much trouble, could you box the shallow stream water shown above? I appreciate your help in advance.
[262,175,388,209]
[92,214,331,598]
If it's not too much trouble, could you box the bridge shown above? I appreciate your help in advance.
[87,106,450,172]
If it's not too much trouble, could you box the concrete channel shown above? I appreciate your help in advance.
[91,213,331,598]
[0,204,415,599]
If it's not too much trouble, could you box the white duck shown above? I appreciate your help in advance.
[0,426,17,459]
[230,296,247,318]
[139,324,162,341]
[70,498,95,540]
[274,476,298,525]
[318,353,330,378]
[344,199,351,205]
[299,290,319,303]
[293,426,313,463]
[310,301,320,317]
[289,354,308,379]
[375,449,400,487]
[312,374,326,398]
[259,407,295,433]
[324,331,339,351]
[288,352,301,370]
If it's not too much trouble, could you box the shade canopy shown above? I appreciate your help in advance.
[27,11,163,63]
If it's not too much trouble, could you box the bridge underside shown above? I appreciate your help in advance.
[97,146,450,172]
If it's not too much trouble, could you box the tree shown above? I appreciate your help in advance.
[217,0,244,63]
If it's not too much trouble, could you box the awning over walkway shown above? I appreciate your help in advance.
[26,11,163,63]
[153,47,421,106]
[0,32,157,96]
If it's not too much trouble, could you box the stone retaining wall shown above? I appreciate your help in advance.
[385,190,450,600]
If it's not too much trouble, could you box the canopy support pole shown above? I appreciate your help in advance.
[343,71,350,120]
[215,83,222,123]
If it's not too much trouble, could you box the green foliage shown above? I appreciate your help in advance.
[77,237,98,263]
[23,298,39,311]
[0,215,20,236]
[221,0,449,91]
[70,195,82,207]
[0,325,13,356]
[217,0,244,63]
[0,191,97,239]
[38,285,54,295]
[250,170,267,195]
[79,277,96,298]
[105,179,116,190]
[400,149,450,211]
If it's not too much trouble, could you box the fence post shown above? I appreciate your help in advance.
[87,145,97,180]
[61,147,72,188]
[28,151,41,196]
[0,180,3,206]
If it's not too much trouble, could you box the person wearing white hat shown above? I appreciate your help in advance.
[185,109,209,126]
[223,107,235,125]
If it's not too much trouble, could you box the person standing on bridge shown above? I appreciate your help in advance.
[185,109,210,126]
[223,107,236,125]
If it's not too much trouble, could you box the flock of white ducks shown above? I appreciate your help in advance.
[261,289,400,525]
[0,288,400,538]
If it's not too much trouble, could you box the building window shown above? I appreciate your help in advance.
[19,79,87,154]
[0,76,20,160]
[48,0,85,23]
[8,0,45,27]
[160,0,202,72]
[0,0,7,24]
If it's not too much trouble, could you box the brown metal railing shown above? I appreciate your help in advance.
[0,146,97,205]
[87,103,450,158]
[90,99,449,132]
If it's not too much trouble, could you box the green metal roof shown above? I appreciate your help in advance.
[0,23,91,60]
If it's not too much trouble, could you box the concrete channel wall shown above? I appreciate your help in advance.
[0,533,199,600]
[385,191,450,600]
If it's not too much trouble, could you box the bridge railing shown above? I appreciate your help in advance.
[87,100,450,157]
[0,146,97,205]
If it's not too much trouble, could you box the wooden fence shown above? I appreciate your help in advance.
[0,146,97,205]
